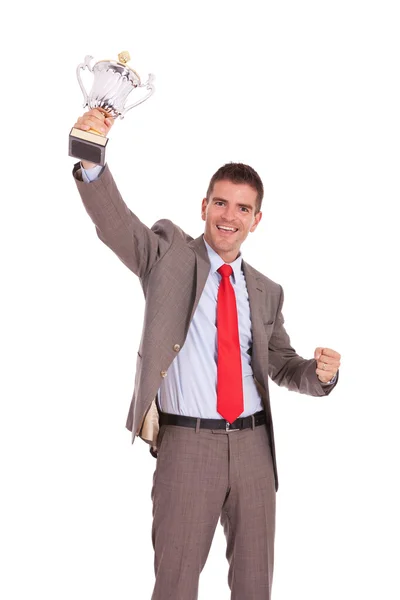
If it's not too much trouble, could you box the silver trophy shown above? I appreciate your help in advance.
[69,51,155,166]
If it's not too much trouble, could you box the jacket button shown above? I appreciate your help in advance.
[173,344,181,352]
[160,370,167,378]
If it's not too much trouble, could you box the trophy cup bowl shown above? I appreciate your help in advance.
[69,51,155,166]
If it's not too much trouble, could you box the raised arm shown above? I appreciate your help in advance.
[72,109,173,278]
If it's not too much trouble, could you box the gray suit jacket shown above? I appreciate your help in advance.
[73,162,338,490]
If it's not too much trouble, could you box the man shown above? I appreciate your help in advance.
[72,108,340,600]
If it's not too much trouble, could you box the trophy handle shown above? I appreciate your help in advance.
[120,74,155,119]
[76,55,94,107]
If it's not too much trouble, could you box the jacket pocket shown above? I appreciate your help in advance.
[263,320,275,344]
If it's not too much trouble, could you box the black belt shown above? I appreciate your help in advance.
[158,410,266,432]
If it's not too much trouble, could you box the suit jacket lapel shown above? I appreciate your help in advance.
[188,235,211,324]
[242,260,266,384]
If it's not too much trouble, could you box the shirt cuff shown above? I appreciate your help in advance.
[81,163,104,183]
[321,373,337,386]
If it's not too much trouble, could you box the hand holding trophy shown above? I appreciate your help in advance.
[69,51,155,166]
[72,110,115,169]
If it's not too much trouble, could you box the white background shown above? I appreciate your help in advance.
[1,0,399,598]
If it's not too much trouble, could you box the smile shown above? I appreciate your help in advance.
[216,225,238,233]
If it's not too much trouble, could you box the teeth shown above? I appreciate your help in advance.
[217,226,237,231]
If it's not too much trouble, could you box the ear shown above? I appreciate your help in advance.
[201,197,208,221]
[250,211,262,233]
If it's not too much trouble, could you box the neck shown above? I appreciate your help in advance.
[203,234,240,263]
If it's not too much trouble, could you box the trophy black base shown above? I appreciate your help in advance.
[69,127,109,166]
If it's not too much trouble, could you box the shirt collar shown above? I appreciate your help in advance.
[203,236,243,282]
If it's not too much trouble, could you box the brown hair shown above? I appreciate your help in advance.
[206,162,264,214]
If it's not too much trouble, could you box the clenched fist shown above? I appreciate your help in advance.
[314,347,341,384]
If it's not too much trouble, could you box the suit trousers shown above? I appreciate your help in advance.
[150,420,276,600]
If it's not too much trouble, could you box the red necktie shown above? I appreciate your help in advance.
[216,264,244,424]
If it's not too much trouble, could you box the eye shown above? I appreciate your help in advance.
[215,201,224,206]
[240,207,249,212]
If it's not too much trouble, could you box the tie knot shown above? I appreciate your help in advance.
[218,264,233,278]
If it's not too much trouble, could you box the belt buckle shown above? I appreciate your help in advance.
[225,421,239,432]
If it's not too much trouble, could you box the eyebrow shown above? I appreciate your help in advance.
[212,197,254,211]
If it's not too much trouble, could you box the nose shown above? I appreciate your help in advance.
[222,204,236,222]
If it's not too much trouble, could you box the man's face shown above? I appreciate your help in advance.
[201,179,262,263]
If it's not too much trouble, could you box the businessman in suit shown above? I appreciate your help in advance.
[72,108,340,600]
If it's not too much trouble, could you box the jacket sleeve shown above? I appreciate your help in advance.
[73,162,174,279]
[268,285,339,397]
